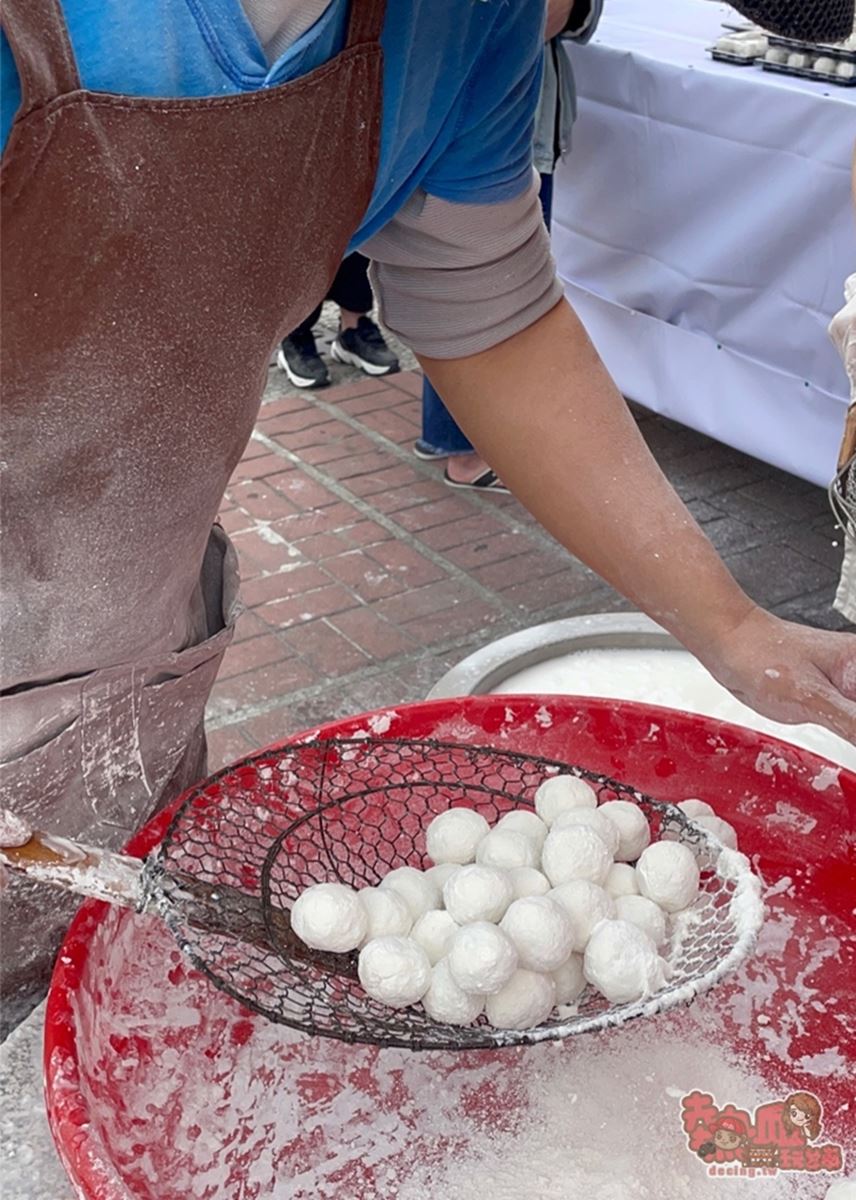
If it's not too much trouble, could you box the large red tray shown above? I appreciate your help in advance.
[43,697,855,1199]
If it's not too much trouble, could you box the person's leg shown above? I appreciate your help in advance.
[330,253,399,375]
[278,302,329,388]
[418,376,508,491]
[538,171,554,230]
[329,252,374,330]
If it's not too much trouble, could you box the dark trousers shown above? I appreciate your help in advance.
[290,251,374,338]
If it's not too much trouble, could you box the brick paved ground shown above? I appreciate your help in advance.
[206,347,850,771]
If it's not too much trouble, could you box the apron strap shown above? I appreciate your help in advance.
[345,0,388,48]
[2,0,81,119]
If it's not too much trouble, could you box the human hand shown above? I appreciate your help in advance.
[0,809,33,891]
[699,607,856,743]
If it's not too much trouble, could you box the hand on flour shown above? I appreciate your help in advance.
[700,607,856,742]
[0,809,33,891]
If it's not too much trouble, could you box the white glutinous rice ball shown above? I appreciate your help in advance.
[291,882,368,953]
[485,968,556,1030]
[552,807,621,857]
[695,814,738,850]
[447,922,518,995]
[677,798,714,820]
[496,809,549,851]
[615,894,667,947]
[813,56,836,74]
[838,61,856,78]
[583,919,668,1005]
[425,862,461,891]
[426,807,490,865]
[541,826,612,888]
[552,953,586,1005]
[599,799,651,862]
[358,886,412,945]
[636,841,700,913]
[421,957,484,1026]
[411,909,460,964]
[443,864,514,924]
[508,866,551,900]
[549,880,616,952]
[604,862,640,899]
[534,775,598,825]
[788,52,809,68]
[499,896,574,972]
[379,866,440,921]
[476,828,539,871]
[358,936,432,1008]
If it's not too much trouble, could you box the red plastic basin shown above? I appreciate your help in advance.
[44,697,855,1199]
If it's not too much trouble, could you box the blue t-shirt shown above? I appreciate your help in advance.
[0,0,543,250]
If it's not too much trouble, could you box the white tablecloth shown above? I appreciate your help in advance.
[552,0,856,486]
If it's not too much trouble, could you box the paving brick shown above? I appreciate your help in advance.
[228,453,286,483]
[217,632,294,680]
[369,479,451,514]
[291,531,351,561]
[257,583,359,629]
[239,563,333,608]
[272,503,363,541]
[501,566,603,613]
[257,391,314,418]
[698,516,768,557]
[218,508,255,536]
[471,548,568,592]
[324,550,408,600]
[392,496,478,533]
[780,526,845,573]
[208,657,318,718]
[417,513,508,551]
[385,370,423,398]
[230,528,303,576]
[232,610,270,643]
[282,619,371,676]
[358,408,420,444]
[265,470,341,510]
[723,543,836,606]
[206,725,257,772]
[239,438,270,461]
[339,519,393,548]
[294,439,356,467]
[325,450,404,482]
[337,388,400,415]
[257,407,333,436]
[442,529,538,570]
[409,598,506,644]
[229,480,299,522]
[373,579,473,625]
[366,541,446,589]
[733,476,828,521]
[344,462,425,496]
[323,377,394,402]
[282,419,352,451]
[330,608,419,660]
[771,587,852,631]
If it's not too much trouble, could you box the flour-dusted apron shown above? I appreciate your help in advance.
[0,0,386,1022]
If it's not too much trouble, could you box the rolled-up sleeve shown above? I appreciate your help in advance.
[361,172,563,359]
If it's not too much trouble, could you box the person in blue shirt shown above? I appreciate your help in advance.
[1,0,855,1027]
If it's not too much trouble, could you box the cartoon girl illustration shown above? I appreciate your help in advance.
[781,1092,822,1142]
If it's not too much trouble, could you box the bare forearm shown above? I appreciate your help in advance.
[418,300,756,660]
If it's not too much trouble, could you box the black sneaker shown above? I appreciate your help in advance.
[277,332,330,389]
[331,317,400,377]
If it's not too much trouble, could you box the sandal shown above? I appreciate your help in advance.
[443,466,510,494]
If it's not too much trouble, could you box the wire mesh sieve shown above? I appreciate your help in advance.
[143,736,762,1051]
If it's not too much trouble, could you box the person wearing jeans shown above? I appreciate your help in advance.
[415,8,597,492]
[278,251,399,388]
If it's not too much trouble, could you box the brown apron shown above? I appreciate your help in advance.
[0,0,386,1024]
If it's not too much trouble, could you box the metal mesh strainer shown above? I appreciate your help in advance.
[142,736,763,1051]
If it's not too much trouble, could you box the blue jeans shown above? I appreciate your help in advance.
[420,173,554,456]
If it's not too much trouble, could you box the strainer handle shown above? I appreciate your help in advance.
[0,830,144,908]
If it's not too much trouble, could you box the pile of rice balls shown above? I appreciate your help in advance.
[290,775,737,1030]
